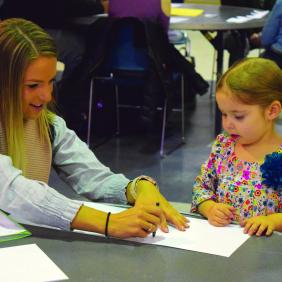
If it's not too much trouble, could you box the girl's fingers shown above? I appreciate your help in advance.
[215,209,232,222]
[255,224,267,237]
[218,206,234,218]
[265,226,274,237]
[245,221,260,235]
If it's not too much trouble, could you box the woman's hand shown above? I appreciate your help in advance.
[108,205,161,238]
[240,214,282,236]
[134,180,189,232]
[199,201,235,227]
[71,204,161,239]
[249,32,261,48]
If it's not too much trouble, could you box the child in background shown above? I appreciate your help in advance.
[191,58,282,236]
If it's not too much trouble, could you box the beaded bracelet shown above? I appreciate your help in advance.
[105,212,111,238]
[129,175,158,202]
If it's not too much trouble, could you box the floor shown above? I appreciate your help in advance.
[49,31,262,210]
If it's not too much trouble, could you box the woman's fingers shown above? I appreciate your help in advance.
[167,212,189,231]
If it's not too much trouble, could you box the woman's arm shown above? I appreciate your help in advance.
[52,115,188,232]
[0,154,82,229]
[52,115,129,204]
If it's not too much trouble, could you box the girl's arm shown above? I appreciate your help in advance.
[242,213,282,236]
[191,137,221,213]
[268,213,282,232]
[191,134,236,226]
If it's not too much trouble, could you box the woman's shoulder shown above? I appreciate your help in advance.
[51,115,67,128]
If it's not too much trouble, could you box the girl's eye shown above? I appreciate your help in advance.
[235,116,244,120]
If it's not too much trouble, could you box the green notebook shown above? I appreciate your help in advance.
[0,210,31,243]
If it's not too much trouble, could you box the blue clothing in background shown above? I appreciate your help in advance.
[261,0,282,53]
[261,0,282,67]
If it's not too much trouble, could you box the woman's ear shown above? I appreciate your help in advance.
[265,100,282,120]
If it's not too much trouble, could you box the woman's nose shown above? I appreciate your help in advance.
[39,85,52,102]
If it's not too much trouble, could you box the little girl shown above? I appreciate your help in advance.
[191,58,282,236]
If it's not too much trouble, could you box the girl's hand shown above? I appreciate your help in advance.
[207,203,235,227]
[108,205,162,238]
[241,215,276,236]
[134,181,189,232]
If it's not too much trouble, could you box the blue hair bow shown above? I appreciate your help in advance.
[261,152,282,191]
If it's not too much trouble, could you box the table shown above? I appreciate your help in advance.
[170,4,268,136]
[1,222,281,282]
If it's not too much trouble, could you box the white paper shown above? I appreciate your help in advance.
[128,217,249,257]
[226,10,269,23]
[82,202,250,257]
[0,244,68,282]
[170,17,190,24]
[0,211,26,237]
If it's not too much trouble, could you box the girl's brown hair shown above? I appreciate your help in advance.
[217,58,282,108]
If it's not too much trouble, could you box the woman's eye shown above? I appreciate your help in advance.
[235,116,244,120]
[26,84,38,89]
[49,79,55,85]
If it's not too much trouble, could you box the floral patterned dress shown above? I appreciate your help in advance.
[191,133,282,220]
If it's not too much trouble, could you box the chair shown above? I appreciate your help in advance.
[168,30,195,66]
[87,18,185,157]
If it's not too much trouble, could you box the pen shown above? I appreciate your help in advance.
[152,202,160,238]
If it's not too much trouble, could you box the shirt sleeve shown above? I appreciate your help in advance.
[261,1,282,47]
[191,136,223,212]
[0,154,82,230]
[51,115,129,204]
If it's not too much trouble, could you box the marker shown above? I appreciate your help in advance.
[152,202,160,238]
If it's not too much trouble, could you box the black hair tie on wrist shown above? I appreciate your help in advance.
[105,212,111,238]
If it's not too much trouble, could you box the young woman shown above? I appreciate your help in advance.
[0,18,188,238]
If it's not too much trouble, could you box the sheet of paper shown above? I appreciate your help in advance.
[0,244,68,282]
[170,17,190,24]
[82,202,250,257]
[171,7,204,17]
[0,211,31,242]
[226,9,269,23]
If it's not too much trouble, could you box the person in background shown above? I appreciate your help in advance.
[108,0,209,117]
[0,0,105,139]
[0,18,188,238]
[191,58,282,236]
[205,0,276,67]
[250,0,282,68]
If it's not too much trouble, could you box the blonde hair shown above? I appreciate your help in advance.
[217,58,282,108]
[0,18,57,173]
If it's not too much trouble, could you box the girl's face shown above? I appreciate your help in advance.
[22,56,57,119]
[216,88,273,146]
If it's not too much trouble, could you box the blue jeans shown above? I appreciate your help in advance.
[262,49,282,69]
